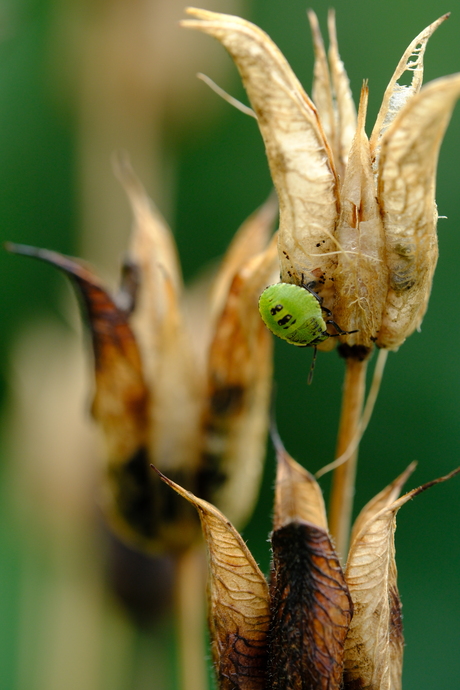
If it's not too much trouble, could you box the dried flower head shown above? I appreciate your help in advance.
[157,437,459,690]
[182,9,460,357]
[7,158,279,552]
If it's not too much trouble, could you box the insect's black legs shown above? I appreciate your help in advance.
[304,284,323,304]
[300,273,324,305]
[308,346,318,385]
[326,319,358,336]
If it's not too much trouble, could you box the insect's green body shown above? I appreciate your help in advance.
[258,283,329,347]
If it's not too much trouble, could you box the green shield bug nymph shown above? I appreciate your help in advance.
[258,281,357,383]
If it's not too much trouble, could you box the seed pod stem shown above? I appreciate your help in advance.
[329,358,367,558]
[176,546,208,690]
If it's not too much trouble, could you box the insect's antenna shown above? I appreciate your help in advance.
[308,346,318,385]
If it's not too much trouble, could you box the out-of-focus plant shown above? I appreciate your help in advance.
[7,157,278,690]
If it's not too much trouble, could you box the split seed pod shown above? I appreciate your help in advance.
[182,9,460,355]
[158,434,459,689]
[7,161,279,552]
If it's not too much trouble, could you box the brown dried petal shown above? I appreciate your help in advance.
[327,9,357,176]
[376,73,460,349]
[118,160,203,474]
[183,8,339,309]
[4,245,176,547]
[268,433,352,689]
[5,245,149,462]
[272,430,327,532]
[333,85,388,351]
[269,521,352,690]
[344,467,460,690]
[156,470,270,690]
[350,461,416,546]
[200,235,278,528]
[370,14,449,164]
[115,154,182,297]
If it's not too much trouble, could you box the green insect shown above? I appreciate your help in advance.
[258,281,357,383]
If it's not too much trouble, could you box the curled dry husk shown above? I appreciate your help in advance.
[269,436,352,690]
[159,432,459,689]
[156,468,270,690]
[344,464,460,690]
[7,161,278,552]
[183,9,460,354]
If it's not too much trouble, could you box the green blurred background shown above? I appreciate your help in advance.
[1,0,460,688]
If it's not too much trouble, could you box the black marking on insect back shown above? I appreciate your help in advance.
[270,304,284,316]
[268,522,352,690]
[306,316,326,338]
[277,313,292,326]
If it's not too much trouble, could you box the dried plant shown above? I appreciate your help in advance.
[6,7,460,690]
[7,158,279,689]
[157,435,459,689]
[180,6,460,551]
[7,157,279,547]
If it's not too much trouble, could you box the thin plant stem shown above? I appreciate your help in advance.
[328,358,368,558]
[316,349,388,478]
[175,546,208,690]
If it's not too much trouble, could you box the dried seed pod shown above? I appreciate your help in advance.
[269,438,352,690]
[6,180,278,552]
[333,85,388,351]
[185,10,459,359]
[344,467,460,690]
[156,469,270,690]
